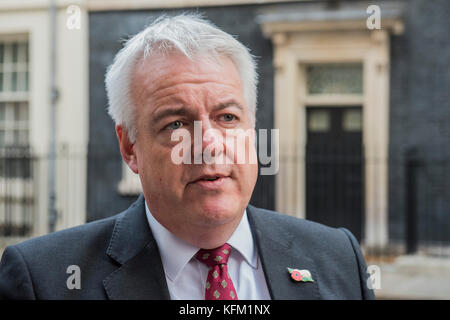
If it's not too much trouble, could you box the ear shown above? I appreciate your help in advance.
[116,125,139,174]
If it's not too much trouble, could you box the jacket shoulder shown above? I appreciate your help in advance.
[248,205,348,244]
[247,205,375,299]
[12,212,122,257]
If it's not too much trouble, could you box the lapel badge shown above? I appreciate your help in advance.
[287,268,314,282]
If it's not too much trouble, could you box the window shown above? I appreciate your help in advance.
[0,38,30,178]
[0,40,29,148]
[307,63,363,95]
[0,37,32,237]
[308,109,330,132]
[342,109,362,132]
[0,101,29,146]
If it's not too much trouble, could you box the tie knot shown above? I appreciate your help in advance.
[195,243,232,267]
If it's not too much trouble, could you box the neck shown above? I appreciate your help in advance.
[179,216,243,249]
[145,202,244,249]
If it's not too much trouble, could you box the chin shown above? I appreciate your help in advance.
[194,196,244,226]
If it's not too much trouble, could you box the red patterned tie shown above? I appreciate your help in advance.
[195,243,238,300]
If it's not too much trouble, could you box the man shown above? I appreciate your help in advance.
[0,14,375,300]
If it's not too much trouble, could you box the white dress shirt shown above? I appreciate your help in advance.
[145,202,271,300]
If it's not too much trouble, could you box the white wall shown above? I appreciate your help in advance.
[0,0,88,238]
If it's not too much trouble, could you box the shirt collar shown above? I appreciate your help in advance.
[145,201,257,282]
[226,209,257,269]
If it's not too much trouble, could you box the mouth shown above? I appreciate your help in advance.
[189,174,231,190]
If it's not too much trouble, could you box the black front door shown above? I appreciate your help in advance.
[305,107,364,241]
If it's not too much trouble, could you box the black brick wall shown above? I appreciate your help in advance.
[388,0,450,244]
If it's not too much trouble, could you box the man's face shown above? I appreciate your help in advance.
[126,52,258,235]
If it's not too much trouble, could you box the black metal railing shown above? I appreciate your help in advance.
[1,144,448,259]
[276,148,450,259]
[0,146,34,236]
[403,150,450,257]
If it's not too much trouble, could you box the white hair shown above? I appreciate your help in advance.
[105,13,258,143]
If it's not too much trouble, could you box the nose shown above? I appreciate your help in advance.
[193,120,224,164]
[202,123,219,148]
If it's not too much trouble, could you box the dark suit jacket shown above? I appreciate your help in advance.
[0,194,375,299]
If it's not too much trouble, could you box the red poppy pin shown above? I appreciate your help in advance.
[287,268,314,282]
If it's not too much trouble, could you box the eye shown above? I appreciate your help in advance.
[222,114,236,122]
[165,120,183,130]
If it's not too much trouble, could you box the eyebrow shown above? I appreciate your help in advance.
[214,101,244,112]
[151,100,244,125]
[151,107,190,125]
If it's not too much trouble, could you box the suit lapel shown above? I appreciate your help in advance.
[247,205,321,300]
[103,194,170,300]
[102,197,320,300]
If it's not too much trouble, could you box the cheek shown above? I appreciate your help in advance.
[136,144,175,183]
[243,142,258,188]
[224,130,258,164]
[234,162,258,193]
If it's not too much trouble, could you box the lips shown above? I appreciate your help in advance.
[193,174,227,182]
[189,173,231,190]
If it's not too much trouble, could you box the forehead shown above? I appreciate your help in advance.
[130,51,244,106]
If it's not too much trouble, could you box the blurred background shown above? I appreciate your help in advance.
[0,0,449,299]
